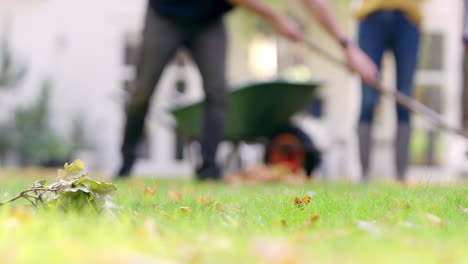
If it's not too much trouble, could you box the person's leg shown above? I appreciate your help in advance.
[357,13,386,182]
[187,20,228,180]
[118,8,183,177]
[392,12,420,182]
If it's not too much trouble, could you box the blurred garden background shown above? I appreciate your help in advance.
[0,0,466,182]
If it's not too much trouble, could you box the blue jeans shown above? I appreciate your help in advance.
[358,10,420,123]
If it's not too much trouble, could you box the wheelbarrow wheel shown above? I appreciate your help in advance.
[264,125,321,176]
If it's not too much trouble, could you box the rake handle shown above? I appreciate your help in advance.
[303,39,468,139]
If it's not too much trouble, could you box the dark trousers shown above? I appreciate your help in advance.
[357,10,420,181]
[358,10,420,123]
[120,7,228,173]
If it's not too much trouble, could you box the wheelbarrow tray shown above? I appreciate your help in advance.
[170,81,320,142]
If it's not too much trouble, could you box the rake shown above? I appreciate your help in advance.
[303,39,468,140]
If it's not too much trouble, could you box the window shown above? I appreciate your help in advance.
[418,33,445,71]
[410,85,444,166]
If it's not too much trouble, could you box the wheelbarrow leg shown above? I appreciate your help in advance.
[224,143,243,173]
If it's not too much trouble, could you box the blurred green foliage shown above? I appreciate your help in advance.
[0,32,26,88]
[0,80,94,167]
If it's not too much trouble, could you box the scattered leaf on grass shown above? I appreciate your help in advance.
[143,187,155,195]
[294,196,311,206]
[275,219,288,228]
[212,202,225,211]
[425,213,445,227]
[158,210,174,220]
[195,196,212,206]
[301,214,320,229]
[168,191,182,202]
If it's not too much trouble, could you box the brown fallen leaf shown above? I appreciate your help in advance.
[168,191,182,202]
[158,210,174,220]
[275,219,288,228]
[425,213,445,227]
[301,214,320,229]
[143,187,155,195]
[294,196,312,206]
[212,201,225,211]
[195,196,212,206]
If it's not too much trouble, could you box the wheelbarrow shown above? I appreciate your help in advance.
[170,81,322,175]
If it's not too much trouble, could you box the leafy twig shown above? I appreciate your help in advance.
[0,188,58,207]
[0,160,117,212]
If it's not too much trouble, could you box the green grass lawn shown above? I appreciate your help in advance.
[0,175,467,264]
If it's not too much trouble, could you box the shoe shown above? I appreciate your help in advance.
[196,163,222,181]
[116,158,135,178]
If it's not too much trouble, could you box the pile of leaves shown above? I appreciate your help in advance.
[0,160,116,212]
